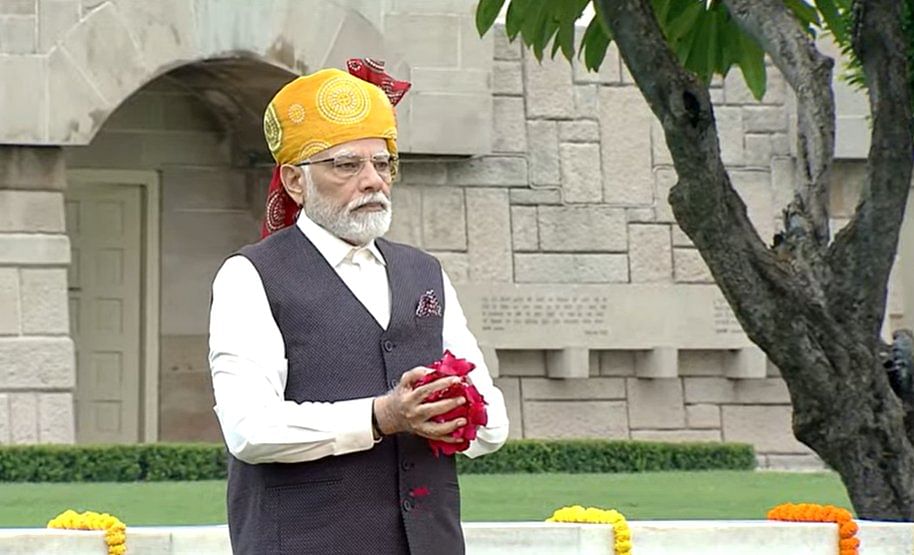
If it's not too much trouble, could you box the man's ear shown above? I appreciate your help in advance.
[280,164,305,206]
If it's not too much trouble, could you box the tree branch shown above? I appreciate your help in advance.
[827,0,914,338]
[723,0,836,256]
[595,0,812,357]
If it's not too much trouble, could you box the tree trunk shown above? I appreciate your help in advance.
[597,0,914,519]
[778,328,914,519]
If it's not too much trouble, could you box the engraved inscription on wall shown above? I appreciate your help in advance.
[480,294,609,337]
[713,297,743,335]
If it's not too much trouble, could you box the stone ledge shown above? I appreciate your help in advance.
[0,234,70,265]
[1,521,911,554]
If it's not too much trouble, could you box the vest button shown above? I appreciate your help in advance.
[402,498,414,512]
[382,340,395,352]
[389,377,399,388]
[401,460,414,471]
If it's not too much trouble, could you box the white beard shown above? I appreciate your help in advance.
[303,180,392,245]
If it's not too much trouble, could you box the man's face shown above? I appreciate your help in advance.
[293,138,394,245]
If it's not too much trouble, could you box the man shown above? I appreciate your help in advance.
[208,59,509,555]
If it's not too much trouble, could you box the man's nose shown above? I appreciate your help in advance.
[357,161,386,192]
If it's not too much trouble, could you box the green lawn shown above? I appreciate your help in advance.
[0,471,851,528]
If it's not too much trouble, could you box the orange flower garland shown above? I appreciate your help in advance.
[767,503,859,555]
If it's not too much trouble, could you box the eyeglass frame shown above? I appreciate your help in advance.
[295,152,399,182]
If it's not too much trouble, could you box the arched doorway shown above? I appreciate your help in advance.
[47,0,409,444]
[63,58,295,443]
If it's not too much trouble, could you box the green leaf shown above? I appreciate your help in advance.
[554,0,590,61]
[521,0,554,60]
[504,0,531,39]
[737,31,767,100]
[581,14,612,72]
[666,1,704,47]
[718,11,743,70]
[814,0,850,45]
[591,0,613,38]
[537,16,561,60]
[704,8,721,81]
[651,0,675,26]
[675,9,707,80]
[475,0,506,36]
[554,17,575,60]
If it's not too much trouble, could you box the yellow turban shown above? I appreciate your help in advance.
[262,68,398,165]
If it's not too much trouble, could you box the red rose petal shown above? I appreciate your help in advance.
[414,352,488,457]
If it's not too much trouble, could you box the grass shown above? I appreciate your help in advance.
[460,471,851,521]
[0,471,851,528]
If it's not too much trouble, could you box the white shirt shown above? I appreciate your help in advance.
[208,213,509,464]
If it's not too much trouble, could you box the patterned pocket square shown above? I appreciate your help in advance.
[416,289,442,318]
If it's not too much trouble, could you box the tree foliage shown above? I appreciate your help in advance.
[478,0,867,100]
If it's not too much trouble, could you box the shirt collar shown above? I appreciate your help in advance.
[296,212,387,268]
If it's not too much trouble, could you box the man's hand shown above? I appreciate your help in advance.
[373,367,467,443]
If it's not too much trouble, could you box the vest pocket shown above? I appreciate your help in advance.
[267,478,345,554]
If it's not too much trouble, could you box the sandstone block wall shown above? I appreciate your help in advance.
[0,5,908,467]
[380,26,905,468]
[0,147,76,445]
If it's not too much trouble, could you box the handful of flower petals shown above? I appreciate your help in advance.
[413,350,488,456]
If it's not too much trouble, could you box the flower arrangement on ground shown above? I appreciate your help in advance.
[47,509,127,555]
[768,502,859,555]
[546,504,633,555]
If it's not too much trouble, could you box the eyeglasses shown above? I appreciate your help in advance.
[297,153,399,181]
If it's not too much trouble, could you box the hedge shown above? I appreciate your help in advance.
[0,444,226,482]
[0,440,754,482]
[456,440,755,474]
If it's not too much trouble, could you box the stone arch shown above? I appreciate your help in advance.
[48,0,407,145]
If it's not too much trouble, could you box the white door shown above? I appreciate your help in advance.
[66,182,143,444]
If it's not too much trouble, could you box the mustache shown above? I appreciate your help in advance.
[348,192,391,212]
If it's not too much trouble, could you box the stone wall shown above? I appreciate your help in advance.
[0,1,911,464]
[65,75,261,442]
[0,0,493,155]
[0,147,76,445]
[387,28,791,285]
[380,26,907,468]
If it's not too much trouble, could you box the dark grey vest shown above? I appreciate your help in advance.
[224,225,464,555]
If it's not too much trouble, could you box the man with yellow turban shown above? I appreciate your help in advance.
[208,59,509,554]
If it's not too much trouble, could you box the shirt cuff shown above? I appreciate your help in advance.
[332,397,378,456]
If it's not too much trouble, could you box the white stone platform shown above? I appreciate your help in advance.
[1,520,912,554]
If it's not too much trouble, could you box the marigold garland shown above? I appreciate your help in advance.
[546,505,633,555]
[767,503,859,555]
[47,509,127,555]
